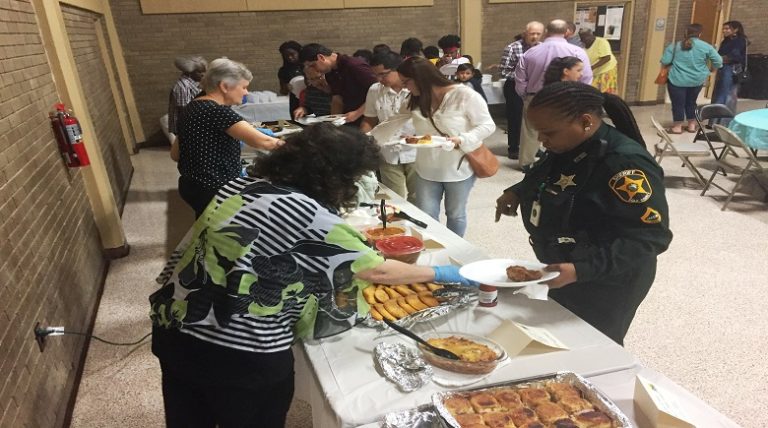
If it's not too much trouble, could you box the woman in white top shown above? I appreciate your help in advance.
[396,57,496,237]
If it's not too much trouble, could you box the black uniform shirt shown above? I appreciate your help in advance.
[511,122,673,283]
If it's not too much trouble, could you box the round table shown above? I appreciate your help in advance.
[728,108,768,150]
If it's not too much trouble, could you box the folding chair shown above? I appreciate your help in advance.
[694,104,732,158]
[651,117,711,186]
[701,124,767,211]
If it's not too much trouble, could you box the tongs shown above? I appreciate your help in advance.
[360,203,428,229]
[383,319,460,360]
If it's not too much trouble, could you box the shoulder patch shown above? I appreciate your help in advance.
[609,169,652,203]
[640,207,662,224]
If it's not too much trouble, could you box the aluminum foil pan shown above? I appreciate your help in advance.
[382,403,442,428]
[362,285,478,329]
[432,371,633,428]
[374,342,433,392]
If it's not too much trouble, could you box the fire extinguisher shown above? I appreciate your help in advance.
[49,103,90,168]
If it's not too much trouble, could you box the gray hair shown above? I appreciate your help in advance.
[174,56,207,74]
[201,58,253,93]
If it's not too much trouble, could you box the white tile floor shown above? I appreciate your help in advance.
[70,99,767,427]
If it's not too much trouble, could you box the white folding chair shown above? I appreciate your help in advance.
[650,116,711,186]
[701,124,767,211]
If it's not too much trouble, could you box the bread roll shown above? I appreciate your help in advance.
[394,284,415,296]
[383,299,408,319]
[362,286,376,305]
[374,286,390,304]
[374,303,397,321]
[369,306,383,321]
[396,297,417,314]
[410,283,429,293]
[418,291,439,307]
[405,293,429,311]
[383,286,401,300]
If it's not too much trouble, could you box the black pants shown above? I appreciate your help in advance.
[161,366,294,428]
[504,78,524,154]
[178,175,218,218]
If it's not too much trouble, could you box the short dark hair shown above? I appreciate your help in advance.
[456,63,474,73]
[400,38,423,57]
[530,81,603,121]
[279,40,301,54]
[370,51,402,69]
[423,46,439,59]
[543,56,583,86]
[299,43,333,64]
[353,49,373,64]
[437,35,461,50]
[373,44,391,55]
[253,123,381,209]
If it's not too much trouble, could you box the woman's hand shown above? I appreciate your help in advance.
[344,107,364,123]
[544,263,577,289]
[448,136,462,147]
[293,106,307,119]
[494,190,520,222]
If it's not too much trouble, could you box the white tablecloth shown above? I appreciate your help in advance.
[482,81,505,105]
[231,97,291,122]
[294,186,637,428]
[353,366,739,428]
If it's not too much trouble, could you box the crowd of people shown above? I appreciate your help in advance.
[155,17,750,427]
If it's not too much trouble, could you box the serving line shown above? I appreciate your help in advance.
[293,185,639,428]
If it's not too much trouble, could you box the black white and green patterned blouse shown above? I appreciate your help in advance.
[150,177,384,353]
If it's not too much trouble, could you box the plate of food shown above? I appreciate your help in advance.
[396,135,450,148]
[459,259,559,287]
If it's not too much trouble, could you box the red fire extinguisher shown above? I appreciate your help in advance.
[49,103,90,168]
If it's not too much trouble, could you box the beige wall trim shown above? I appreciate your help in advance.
[141,0,432,13]
[102,1,146,142]
[459,0,482,65]
[59,0,104,14]
[31,0,127,250]
[94,20,136,155]
[637,0,670,102]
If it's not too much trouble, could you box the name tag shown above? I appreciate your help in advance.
[530,200,541,227]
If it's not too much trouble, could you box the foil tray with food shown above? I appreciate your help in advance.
[360,283,477,328]
[382,403,442,428]
[433,371,633,428]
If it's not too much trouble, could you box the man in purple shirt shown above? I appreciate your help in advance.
[300,43,378,126]
[515,19,593,170]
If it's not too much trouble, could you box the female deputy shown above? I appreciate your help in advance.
[494,82,673,344]
[151,123,470,427]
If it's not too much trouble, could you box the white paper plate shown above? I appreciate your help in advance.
[385,135,450,149]
[297,115,346,126]
[459,258,559,287]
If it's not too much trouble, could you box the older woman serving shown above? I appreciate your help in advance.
[176,58,282,217]
[397,56,495,237]
[151,123,470,427]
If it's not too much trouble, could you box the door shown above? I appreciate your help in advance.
[691,0,731,96]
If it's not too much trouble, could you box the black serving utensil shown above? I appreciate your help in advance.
[392,210,428,229]
[383,319,461,361]
[380,199,387,229]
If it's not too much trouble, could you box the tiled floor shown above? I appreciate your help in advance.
[70,99,767,427]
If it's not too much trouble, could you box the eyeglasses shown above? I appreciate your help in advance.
[375,70,393,78]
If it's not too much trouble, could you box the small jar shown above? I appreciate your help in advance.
[478,284,498,307]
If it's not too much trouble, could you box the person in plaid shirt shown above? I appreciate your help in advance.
[168,56,206,138]
[499,21,543,159]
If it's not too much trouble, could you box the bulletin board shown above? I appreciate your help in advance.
[575,4,625,52]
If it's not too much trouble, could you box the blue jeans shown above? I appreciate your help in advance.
[667,82,702,122]
[414,175,476,237]
[712,64,738,122]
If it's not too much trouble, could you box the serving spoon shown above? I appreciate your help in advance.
[383,319,460,361]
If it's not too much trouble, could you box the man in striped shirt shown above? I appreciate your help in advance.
[499,21,543,160]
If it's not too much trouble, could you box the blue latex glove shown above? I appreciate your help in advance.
[433,265,478,287]
[256,128,276,137]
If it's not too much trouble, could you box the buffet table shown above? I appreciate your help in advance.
[294,187,639,428]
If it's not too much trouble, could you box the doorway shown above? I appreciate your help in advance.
[690,0,732,96]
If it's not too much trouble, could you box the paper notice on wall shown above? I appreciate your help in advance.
[575,7,597,32]
[604,6,624,40]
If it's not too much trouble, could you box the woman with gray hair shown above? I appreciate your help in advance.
[168,56,207,140]
[177,57,283,217]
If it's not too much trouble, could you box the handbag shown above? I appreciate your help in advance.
[461,145,499,178]
[733,41,750,84]
[655,44,676,85]
[428,116,499,179]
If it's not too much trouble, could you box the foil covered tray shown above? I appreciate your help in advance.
[382,403,442,428]
[361,285,477,329]
[432,371,633,428]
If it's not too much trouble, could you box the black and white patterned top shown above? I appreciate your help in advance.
[178,99,244,190]
[151,177,384,353]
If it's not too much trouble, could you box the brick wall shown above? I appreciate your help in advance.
[62,5,133,208]
[729,2,767,54]
[108,0,459,140]
[0,1,107,427]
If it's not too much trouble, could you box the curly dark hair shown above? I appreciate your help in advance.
[253,123,381,209]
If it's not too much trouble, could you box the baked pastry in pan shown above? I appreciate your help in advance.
[469,392,503,413]
[534,401,570,424]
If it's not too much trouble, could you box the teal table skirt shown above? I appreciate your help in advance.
[729,109,768,150]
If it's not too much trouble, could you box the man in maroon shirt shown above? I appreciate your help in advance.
[300,43,378,126]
